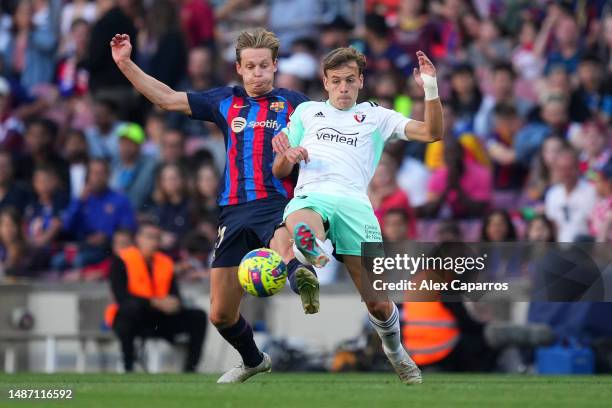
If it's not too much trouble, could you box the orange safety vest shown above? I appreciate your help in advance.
[104,246,174,327]
[401,302,460,366]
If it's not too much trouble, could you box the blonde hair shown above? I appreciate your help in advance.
[322,47,367,76]
[235,28,280,63]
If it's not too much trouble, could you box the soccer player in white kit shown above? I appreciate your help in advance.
[272,47,444,384]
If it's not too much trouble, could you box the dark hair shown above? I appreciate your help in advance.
[94,98,119,115]
[153,163,188,204]
[70,17,89,32]
[493,103,518,118]
[481,209,517,242]
[437,220,461,241]
[33,164,58,178]
[526,215,556,242]
[322,47,367,76]
[383,207,409,222]
[26,118,59,139]
[492,62,516,80]
[365,13,389,37]
[137,220,161,233]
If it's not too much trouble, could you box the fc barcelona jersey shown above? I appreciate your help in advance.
[187,86,308,206]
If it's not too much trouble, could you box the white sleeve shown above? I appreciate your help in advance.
[375,106,412,141]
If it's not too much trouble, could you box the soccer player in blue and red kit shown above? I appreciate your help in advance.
[111,28,319,382]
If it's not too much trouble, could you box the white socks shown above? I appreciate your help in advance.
[368,303,403,355]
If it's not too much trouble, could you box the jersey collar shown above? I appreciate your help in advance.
[325,99,357,111]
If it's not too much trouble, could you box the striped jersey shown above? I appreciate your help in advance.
[187,86,308,206]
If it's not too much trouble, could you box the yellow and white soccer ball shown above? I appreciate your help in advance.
[238,248,287,297]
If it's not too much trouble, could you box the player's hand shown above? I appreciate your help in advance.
[412,51,436,88]
[110,34,132,65]
[285,147,309,164]
[272,132,290,154]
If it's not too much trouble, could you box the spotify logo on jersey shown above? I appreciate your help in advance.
[231,117,247,133]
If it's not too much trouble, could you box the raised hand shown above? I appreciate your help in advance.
[412,51,437,88]
[110,34,132,65]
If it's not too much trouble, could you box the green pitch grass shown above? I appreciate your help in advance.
[1,373,611,408]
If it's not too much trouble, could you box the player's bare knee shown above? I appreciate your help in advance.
[209,310,239,328]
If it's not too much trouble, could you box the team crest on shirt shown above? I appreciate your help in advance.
[269,101,285,112]
[354,112,366,123]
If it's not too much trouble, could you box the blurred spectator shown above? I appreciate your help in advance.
[545,147,597,242]
[106,221,208,373]
[368,152,416,239]
[268,0,320,56]
[420,137,492,219]
[136,0,187,89]
[448,64,482,129]
[85,98,123,161]
[474,62,532,139]
[544,13,582,75]
[577,120,611,177]
[54,159,136,271]
[381,207,410,242]
[17,118,70,189]
[168,46,219,136]
[175,231,212,280]
[513,95,570,168]
[110,122,156,211]
[86,0,137,99]
[525,214,556,242]
[0,206,28,277]
[0,150,30,215]
[65,228,134,282]
[149,163,191,257]
[190,162,218,236]
[56,18,90,98]
[485,104,527,191]
[480,209,517,242]
[318,14,354,54]
[392,0,437,58]
[467,19,512,70]
[215,0,267,64]
[589,160,612,243]
[177,0,215,49]
[63,128,89,199]
[512,19,546,82]
[60,0,97,37]
[363,13,413,77]
[2,0,59,92]
[524,136,569,205]
[23,165,67,270]
[158,127,185,166]
[0,76,23,152]
[568,55,611,122]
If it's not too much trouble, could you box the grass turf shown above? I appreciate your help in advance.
[1,373,611,408]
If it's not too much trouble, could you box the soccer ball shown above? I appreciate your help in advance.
[238,248,287,297]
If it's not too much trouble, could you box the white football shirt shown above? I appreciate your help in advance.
[282,100,411,203]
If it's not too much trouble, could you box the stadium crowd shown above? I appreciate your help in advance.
[0,0,610,282]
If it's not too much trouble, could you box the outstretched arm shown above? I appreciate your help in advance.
[404,51,444,143]
[110,34,191,115]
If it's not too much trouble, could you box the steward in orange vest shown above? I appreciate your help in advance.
[401,302,498,371]
[106,223,207,372]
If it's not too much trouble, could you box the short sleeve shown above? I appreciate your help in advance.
[187,87,231,122]
[281,102,310,147]
[374,106,411,141]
